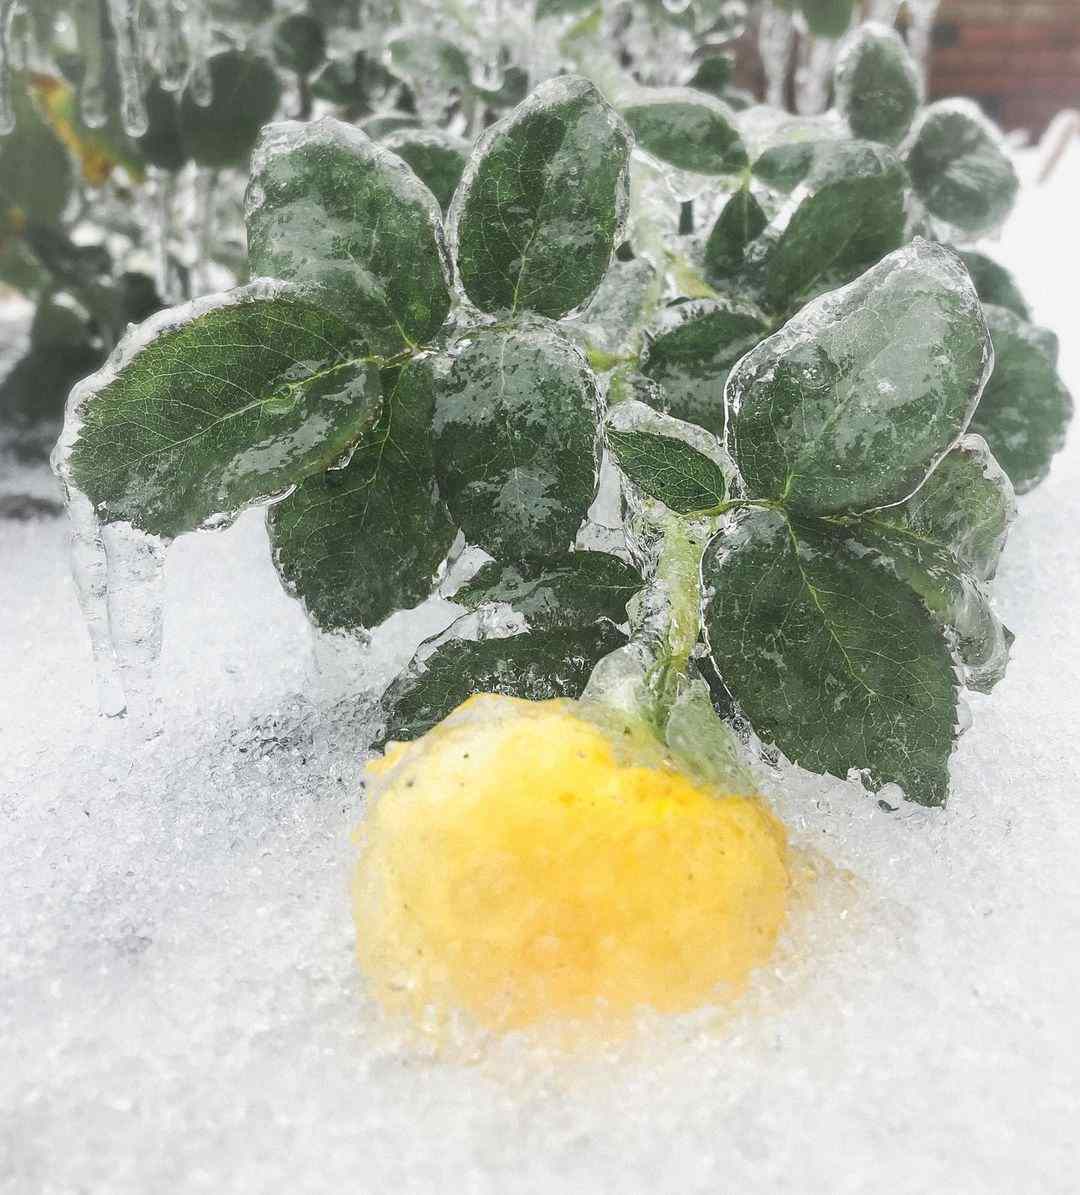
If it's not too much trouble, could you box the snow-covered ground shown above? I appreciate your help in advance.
[2,146,1079,1194]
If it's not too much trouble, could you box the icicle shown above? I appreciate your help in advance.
[0,0,17,136]
[192,165,215,297]
[471,0,506,92]
[151,168,181,302]
[155,0,190,91]
[758,2,795,110]
[793,32,836,115]
[186,0,212,107]
[101,519,168,729]
[107,0,149,136]
[865,0,903,23]
[905,0,940,76]
[76,0,109,129]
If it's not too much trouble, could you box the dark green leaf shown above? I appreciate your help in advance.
[180,50,282,168]
[137,78,188,172]
[703,186,767,281]
[799,0,854,38]
[968,305,1073,493]
[453,552,641,631]
[846,516,1011,694]
[268,358,456,633]
[832,21,920,146]
[958,250,1030,321]
[246,116,451,355]
[762,140,907,309]
[271,14,326,76]
[884,434,1016,582]
[687,53,735,99]
[703,508,957,805]
[619,89,746,175]
[905,99,1019,237]
[380,128,468,211]
[606,401,729,514]
[450,75,632,318]
[727,239,991,516]
[639,296,772,436]
[382,623,626,743]
[310,51,394,111]
[62,282,380,539]
[432,323,601,560]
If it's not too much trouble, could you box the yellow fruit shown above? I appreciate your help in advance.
[353,694,789,1033]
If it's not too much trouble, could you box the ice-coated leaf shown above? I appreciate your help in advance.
[761,140,907,309]
[687,53,735,100]
[180,50,282,168]
[885,434,1016,582]
[453,552,641,631]
[381,623,627,743]
[905,99,1020,238]
[639,296,772,436]
[799,0,854,38]
[267,358,456,633]
[703,186,768,281]
[703,508,957,805]
[832,22,920,147]
[449,75,632,318]
[562,256,661,369]
[606,400,730,514]
[619,89,747,176]
[380,128,468,211]
[386,34,471,91]
[246,117,451,356]
[846,518,1012,695]
[726,239,992,516]
[958,251,1030,321]
[740,107,840,192]
[968,305,1074,493]
[433,323,601,561]
[60,281,379,540]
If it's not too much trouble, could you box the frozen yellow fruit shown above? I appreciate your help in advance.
[353,694,789,1033]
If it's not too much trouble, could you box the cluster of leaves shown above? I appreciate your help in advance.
[47,13,1076,806]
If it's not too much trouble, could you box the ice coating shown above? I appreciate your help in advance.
[0,0,16,136]
[153,0,190,91]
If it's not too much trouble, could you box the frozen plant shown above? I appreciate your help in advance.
[51,31,1073,804]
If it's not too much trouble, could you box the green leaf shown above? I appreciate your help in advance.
[639,296,772,436]
[380,128,468,211]
[761,140,907,309]
[886,434,1017,582]
[61,281,380,540]
[562,255,661,367]
[382,623,626,743]
[703,508,957,805]
[432,323,601,560]
[905,99,1020,237]
[180,50,282,169]
[687,53,735,100]
[619,89,747,176]
[958,250,1030,321]
[606,400,730,514]
[138,79,189,173]
[968,305,1073,493]
[703,186,767,281]
[846,516,1012,695]
[799,0,854,38]
[0,77,73,224]
[450,75,632,318]
[832,21,920,146]
[271,13,327,76]
[246,116,451,355]
[267,358,456,633]
[453,552,641,631]
[727,239,992,516]
[310,50,394,111]
[386,34,471,91]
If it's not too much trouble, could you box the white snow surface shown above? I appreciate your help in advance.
[3,148,1080,1194]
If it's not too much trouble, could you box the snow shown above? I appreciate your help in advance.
[3,145,1080,1193]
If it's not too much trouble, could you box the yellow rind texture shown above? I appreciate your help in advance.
[354,694,789,1033]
